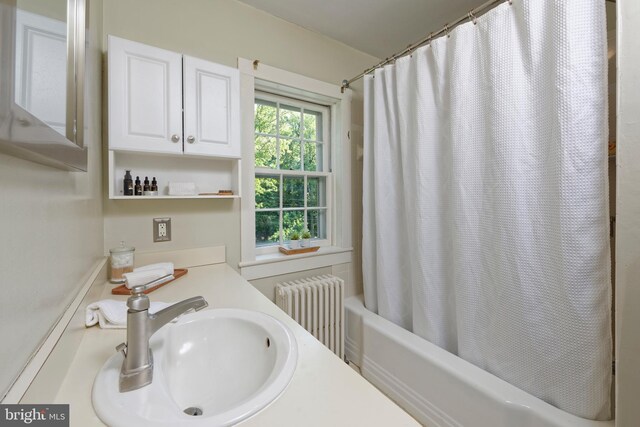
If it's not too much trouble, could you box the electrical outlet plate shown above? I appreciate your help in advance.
[153,218,171,242]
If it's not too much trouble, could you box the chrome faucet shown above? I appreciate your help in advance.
[116,276,208,392]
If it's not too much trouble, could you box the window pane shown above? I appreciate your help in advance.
[304,142,323,171]
[254,97,330,250]
[255,101,277,135]
[255,136,277,168]
[307,209,327,239]
[256,211,280,246]
[280,138,301,170]
[303,110,322,141]
[307,177,326,207]
[283,210,304,240]
[279,104,301,138]
[283,177,304,208]
[255,175,280,209]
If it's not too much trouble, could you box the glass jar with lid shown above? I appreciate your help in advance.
[109,241,135,283]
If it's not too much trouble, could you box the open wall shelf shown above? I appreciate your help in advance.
[108,150,241,200]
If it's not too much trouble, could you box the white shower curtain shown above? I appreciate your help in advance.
[362,0,611,420]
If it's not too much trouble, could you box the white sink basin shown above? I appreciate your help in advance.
[92,308,298,426]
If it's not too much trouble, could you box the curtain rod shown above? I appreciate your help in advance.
[340,0,510,92]
[340,0,616,92]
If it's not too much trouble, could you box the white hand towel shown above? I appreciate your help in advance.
[85,300,170,329]
[123,269,173,289]
[134,262,174,276]
[168,182,197,196]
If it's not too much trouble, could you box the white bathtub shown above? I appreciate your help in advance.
[344,296,614,427]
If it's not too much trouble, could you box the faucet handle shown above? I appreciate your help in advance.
[128,274,174,296]
[116,342,127,357]
[126,274,173,312]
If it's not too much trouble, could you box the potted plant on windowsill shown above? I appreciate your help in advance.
[289,232,301,249]
[300,229,311,248]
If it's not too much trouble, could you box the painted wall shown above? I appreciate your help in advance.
[101,0,379,294]
[615,0,640,423]
[250,262,356,302]
[0,0,104,398]
[16,0,66,21]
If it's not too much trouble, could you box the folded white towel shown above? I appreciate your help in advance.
[168,182,197,196]
[134,262,174,276]
[123,270,173,289]
[85,300,170,329]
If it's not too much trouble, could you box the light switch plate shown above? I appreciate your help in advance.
[153,218,171,242]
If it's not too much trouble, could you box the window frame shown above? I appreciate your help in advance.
[254,92,332,254]
[237,58,353,279]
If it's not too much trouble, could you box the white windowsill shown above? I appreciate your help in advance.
[238,246,353,280]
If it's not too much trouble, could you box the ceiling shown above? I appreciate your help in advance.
[236,0,483,59]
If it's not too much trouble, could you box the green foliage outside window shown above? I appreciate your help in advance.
[255,98,327,246]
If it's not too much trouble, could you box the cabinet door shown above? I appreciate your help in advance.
[183,56,240,158]
[108,36,182,154]
[14,10,67,137]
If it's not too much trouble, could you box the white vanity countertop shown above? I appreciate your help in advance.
[50,263,419,427]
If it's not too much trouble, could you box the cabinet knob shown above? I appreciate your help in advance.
[171,134,180,143]
[187,136,195,144]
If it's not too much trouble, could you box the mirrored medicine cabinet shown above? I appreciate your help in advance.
[0,0,87,171]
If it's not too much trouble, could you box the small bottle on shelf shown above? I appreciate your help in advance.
[149,177,159,196]
[134,176,142,196]
[123,170,134,196]
[143,176,150,193]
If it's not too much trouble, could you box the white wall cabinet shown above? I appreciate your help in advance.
[183,56,240,157]
[108,36,183,154]
[107,36,241,199]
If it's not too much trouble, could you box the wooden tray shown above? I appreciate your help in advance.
[278,245,320,255]
[198,191,234,196]
[111,269,188,295]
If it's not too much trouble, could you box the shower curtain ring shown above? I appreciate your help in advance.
[508,0,513,4]
[468,10,477,25]
[427,32,434,46]
[445,24,450,38]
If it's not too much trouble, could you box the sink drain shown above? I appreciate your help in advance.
[184,407,203,416]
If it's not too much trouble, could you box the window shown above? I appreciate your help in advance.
[238,58,352,278]
[254,93,331,251]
